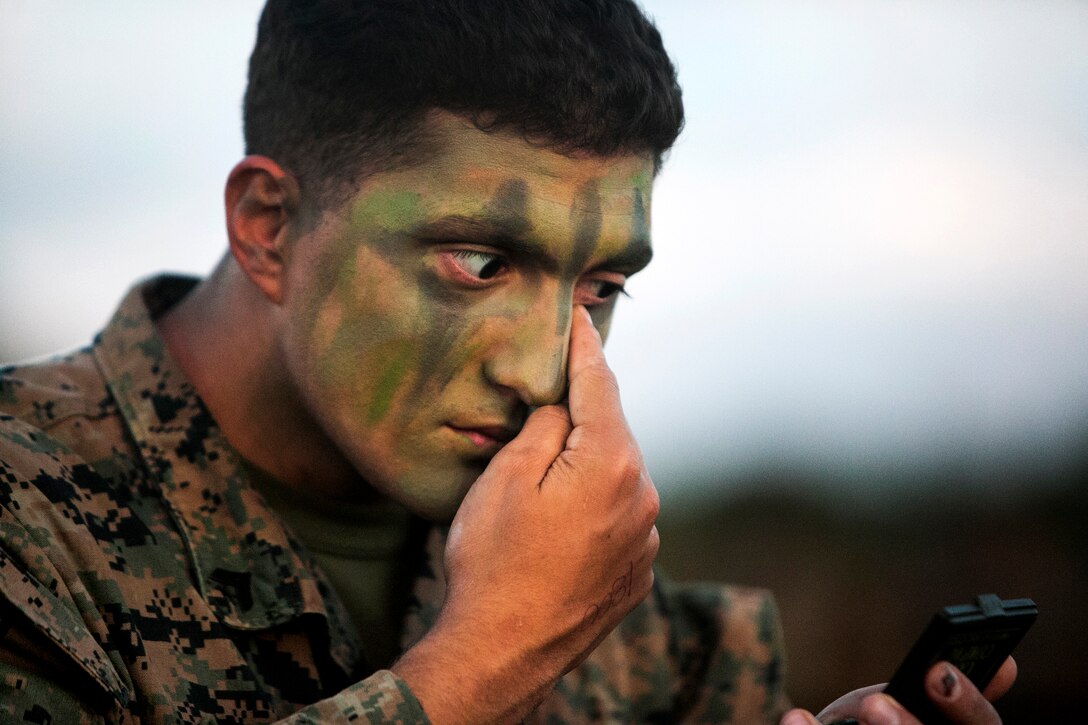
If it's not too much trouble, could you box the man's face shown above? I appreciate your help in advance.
[278,112,654,521]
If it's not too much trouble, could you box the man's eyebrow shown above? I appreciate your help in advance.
[413,215,653,274]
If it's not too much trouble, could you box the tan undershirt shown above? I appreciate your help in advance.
[243,462,416,669]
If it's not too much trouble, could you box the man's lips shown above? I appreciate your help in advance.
[446,423,519,450]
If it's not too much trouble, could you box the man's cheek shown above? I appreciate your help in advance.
[357,338,419,425]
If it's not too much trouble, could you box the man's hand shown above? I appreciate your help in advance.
[780,657,1018,725]
[393,305,660,724]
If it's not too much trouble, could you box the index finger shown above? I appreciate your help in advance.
[566,305,624,430]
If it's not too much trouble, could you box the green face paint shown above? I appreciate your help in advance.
[350,189,424,236]
[368,339,415,424]
[279,111,655,522]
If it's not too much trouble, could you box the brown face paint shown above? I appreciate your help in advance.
[588,186,650,338]
[483,178,532,237]
[557,179,603,333]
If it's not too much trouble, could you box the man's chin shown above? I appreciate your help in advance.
[401,495,464,525]
[368,465,483,524]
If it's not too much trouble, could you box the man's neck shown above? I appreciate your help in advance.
[157,256,368,500]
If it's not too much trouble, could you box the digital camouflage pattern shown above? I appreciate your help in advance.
[0,276,788,723]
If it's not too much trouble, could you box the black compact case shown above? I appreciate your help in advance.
[883,593,1037,723]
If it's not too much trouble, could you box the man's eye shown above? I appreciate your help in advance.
[575,275,629,305]
[591,280,627,299]
[451,250,505,280]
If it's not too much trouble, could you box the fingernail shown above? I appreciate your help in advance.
[871,695,900,725]
[779,712,810,725]
[939,664,960,700]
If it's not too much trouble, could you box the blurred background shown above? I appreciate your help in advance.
[2,1,1085,719]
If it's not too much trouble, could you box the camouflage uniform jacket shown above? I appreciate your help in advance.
[0,276,788,723]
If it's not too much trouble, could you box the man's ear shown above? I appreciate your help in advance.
[225,156,301,305]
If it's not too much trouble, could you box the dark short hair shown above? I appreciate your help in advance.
[243,0,684,206]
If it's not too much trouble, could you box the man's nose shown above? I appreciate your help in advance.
[483,295,572,407]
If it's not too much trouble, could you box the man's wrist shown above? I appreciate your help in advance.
[391,623,557,725]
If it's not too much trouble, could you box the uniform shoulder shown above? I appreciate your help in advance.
[0,348,111,431]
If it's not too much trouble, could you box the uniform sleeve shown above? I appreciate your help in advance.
[279,671,429,724]
[0,609,430,725]
[530,574,790,724]
[294,580,790,725]
[0,613,114,724]
[0,416,131,722]
[0,626,430,725]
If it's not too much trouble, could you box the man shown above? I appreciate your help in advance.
[0,1,1015,723]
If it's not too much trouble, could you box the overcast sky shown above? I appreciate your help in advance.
[2,1,1086,499]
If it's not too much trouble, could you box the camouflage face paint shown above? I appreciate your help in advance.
[403,178,534,406]
[302,194,428,420]
[279,111,655,521]
[632,188,648,245]
[483,178,532,237]
[558,179,603,334]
